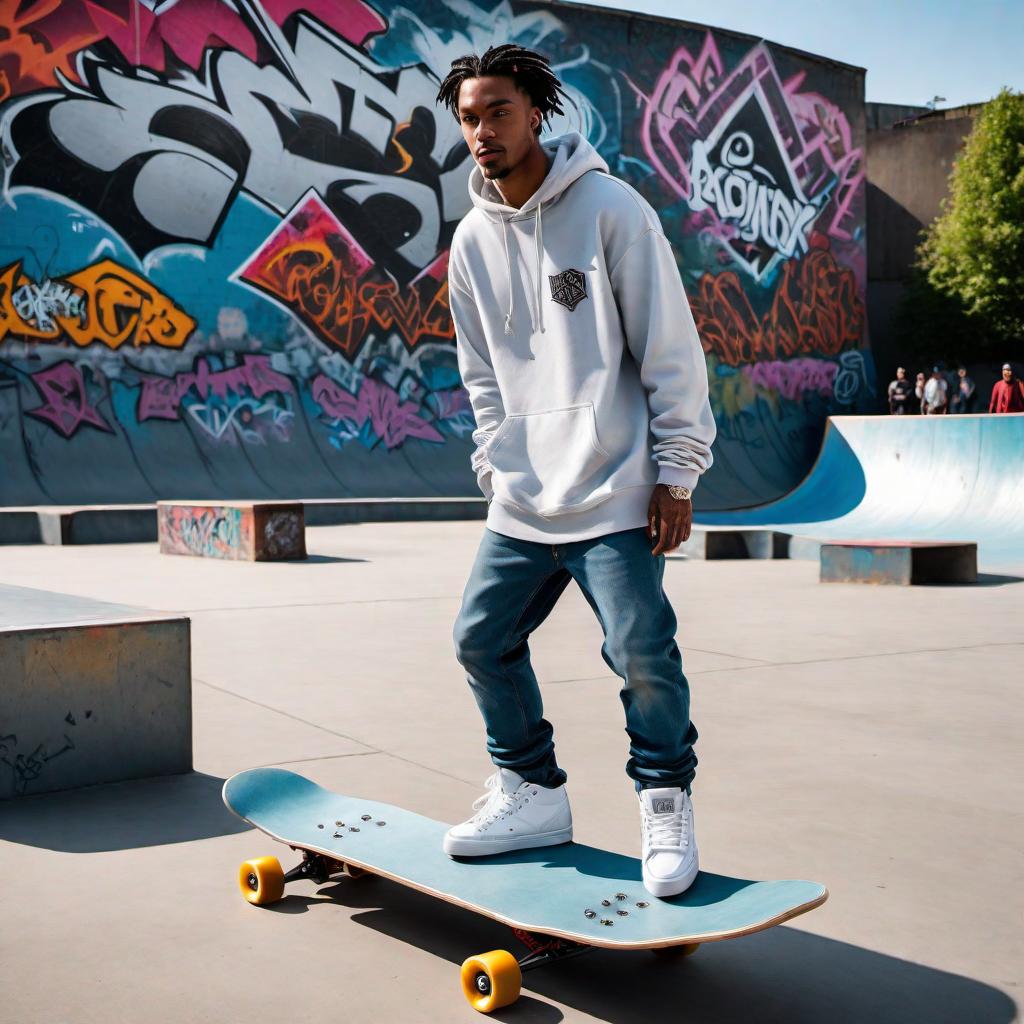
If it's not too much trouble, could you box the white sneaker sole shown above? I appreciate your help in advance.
[443,825,573,857]
[642,857,699,898]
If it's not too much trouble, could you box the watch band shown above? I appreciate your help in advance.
[667,485,692,501]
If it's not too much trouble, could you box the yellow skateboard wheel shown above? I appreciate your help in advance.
[652,941,701,957]
[460,950,522,1013]
[238,856,285,905]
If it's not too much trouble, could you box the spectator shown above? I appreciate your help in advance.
[922,366,948,415]
[914,372,927,414]
[887,367,915,414]
[949,366,977,414]
[989,363,1024,413]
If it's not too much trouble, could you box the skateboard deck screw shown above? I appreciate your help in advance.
[600,919,613,926]
[615,893,627,901]
[617,910,629,916]
[349,827,360,832]
[361,815,372,821]
[601,899,611,906]
[333,832,343,838]
[376,821,386,826]
[636,901,649,908]
[583,909,596,919]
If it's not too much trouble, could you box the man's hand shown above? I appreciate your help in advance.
[647,484,692,555]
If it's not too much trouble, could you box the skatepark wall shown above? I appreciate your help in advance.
[0,1,872,511]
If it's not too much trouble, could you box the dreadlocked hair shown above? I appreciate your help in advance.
[436,44,567,135]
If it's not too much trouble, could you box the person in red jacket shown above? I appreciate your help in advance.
[989,363,1024,413]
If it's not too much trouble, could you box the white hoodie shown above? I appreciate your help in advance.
[448,131,716,543]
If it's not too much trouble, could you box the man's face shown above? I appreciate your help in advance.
[896,368,906,380]
[457,75,541,181]
[958,368,967,378]
[1003,366,1013,382]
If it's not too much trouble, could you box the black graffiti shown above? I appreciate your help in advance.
[2,12,471,283]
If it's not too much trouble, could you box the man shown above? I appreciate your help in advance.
[887,367,914,414]
[949,366,977,414]
[922,366,948,415]
[914,371,927,414]
[989,363,1024,413]
[436,45,716,898]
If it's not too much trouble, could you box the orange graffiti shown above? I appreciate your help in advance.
[690,247,863,366]
[254,240,453,357]
[0,259,195,350]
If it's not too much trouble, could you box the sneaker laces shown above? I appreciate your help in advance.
[643,801,688,852]
[470,772,526,826]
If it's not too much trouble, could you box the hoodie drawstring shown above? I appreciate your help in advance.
[501,202,545,339]
[501,216,514,335]
[535,202,546,335]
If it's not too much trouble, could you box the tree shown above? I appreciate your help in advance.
[916,89,1024,357]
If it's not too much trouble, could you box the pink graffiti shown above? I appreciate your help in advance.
[28,361,111,437]
[632,34,864,245]
[428,386,472,420]
[312,374,444,449]
[137,355,293,422]
[742,358,839,401]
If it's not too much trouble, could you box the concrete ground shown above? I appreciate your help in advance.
[0,521,1020,1023]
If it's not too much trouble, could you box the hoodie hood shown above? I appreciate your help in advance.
[467,131,608,336]
[468,131,609,219]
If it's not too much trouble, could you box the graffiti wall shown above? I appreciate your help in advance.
[0,0,871,510]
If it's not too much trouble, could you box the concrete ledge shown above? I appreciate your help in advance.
[820,541,979,585]
[303,497,487,526]
[675,527,792,560]
[158,501,306,560]
[0,506,157,545]
[0,585,192,799]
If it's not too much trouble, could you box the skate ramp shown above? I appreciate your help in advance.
[695,414,1024,573]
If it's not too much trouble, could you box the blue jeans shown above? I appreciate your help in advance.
[452,527,697,792]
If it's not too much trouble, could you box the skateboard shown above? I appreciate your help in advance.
[223,767,828,1013]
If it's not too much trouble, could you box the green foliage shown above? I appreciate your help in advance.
[916,89,1024,356]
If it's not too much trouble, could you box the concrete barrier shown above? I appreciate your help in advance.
[0,585,192,799]
[158,501,306,560]
[674,528,792,560]
[820,541,978,585]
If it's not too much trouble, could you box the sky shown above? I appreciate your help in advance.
[565,0,1023,108]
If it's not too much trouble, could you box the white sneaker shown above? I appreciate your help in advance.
[639,787,699,897]
[443,768,573,857]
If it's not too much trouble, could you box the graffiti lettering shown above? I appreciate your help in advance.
[689,134,821,265]
[0,260,195,350]
[28,362,112,437]
[237,192,453,357]
[312,374,444,449]
[690,245,864,366]
[742,358,839,401]
[636,35,864,276]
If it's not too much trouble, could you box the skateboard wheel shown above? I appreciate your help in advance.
[652,942,701,958]
[238,856,285,906]
[460,950,521,1013]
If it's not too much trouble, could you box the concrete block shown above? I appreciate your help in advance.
[676,528,791,560]
[158,501,306,560]
[0,585,192,799]
[820,541,978,585]
[37,505,158,545]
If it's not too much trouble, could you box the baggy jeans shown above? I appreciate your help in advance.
[452,526,697,792]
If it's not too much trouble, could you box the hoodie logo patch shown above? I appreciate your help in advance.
[548,269,588,312]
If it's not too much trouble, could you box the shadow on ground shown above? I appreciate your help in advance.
[268,875,1016,1024]
[0,771,249,852]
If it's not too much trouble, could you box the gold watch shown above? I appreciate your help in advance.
[667,485,692,501]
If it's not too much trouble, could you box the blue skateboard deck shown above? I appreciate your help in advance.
[223,767,827,950]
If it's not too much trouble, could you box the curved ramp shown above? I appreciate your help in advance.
[695,414,1024,573]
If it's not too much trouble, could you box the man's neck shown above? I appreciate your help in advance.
[494,143,550,209]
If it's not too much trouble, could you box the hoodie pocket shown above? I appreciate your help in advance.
[488,403,611,517]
